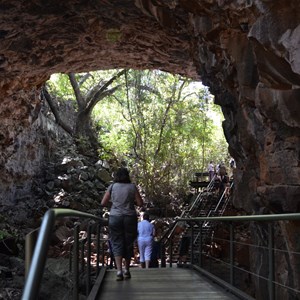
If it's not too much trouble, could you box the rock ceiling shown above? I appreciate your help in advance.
[0,0,300,215]
[0,2,300,297]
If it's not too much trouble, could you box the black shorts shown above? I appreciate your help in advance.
[109,215,137,259]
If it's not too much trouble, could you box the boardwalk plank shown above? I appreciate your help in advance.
[97,267,240,300]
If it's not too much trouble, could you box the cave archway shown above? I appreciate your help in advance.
[1,2,300,296]
[1,1,299,214]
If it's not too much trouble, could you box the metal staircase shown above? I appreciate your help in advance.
[193,180,234,247]
[166,175,234,263]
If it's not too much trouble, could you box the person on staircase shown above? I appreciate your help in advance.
[229,157,236,178]
[101,167,143,281]
[208,161,215,182]
[137,212,155,268]
[217,165,230,197]
[177,221,191,265]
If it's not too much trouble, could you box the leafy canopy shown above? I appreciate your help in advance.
[93,70,229,202]
[48,69,229,204]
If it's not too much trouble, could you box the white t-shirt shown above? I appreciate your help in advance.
[208,163,214,172]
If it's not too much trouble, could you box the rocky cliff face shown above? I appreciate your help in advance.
[0,1,299,298]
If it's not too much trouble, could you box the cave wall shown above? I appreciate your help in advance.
[187,1,300,214]
[0,1,300,297]
[0,0,299,213]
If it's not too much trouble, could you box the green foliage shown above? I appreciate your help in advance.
[94,70,229,202]
[47,70,121,104]
[75,135,91,150]
[0,229,12,240]
[47,73,74,101]
[47,69,229,204]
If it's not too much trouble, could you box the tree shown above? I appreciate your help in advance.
[47,69,229,206]
[95,70,226,204]
[45,69,126,155]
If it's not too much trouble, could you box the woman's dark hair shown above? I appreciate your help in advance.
[114,167,131,183]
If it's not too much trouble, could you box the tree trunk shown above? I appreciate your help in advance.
[42,87,73,135]
[75,110,99,157]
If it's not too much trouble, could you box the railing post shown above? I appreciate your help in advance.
[102,241,105,267]
[198,221,202,268]
[22,210,55,300]
[86,224,91,295]
[96,224,100,275]
[160,242,166,268]
[22,209,103,300]
[229,222,234,286]
[25,229,38,278]
[170,238,173,268]
[73,225,79,300]
[69,244,73,273]
[268,223,275,300]
[81,241,85,272]
[191,223,194,264]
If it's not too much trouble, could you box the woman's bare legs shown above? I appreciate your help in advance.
[125,258,130,271]
[115,256,123,273]
[115,257,131,272]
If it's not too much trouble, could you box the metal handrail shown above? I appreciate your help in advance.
[171,213,300,300]
[159,176,229,268]
[192,181,234,246]
[189,174,216,212]
[163,175,217,245]
[211,181,234,216]
[22,208,104,300]
[179,213,300,222]
[162,177,232,261]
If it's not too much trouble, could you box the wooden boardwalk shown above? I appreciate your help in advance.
[97,267,240,300]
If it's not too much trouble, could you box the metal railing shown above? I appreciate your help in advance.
[192,180,234,246]
[161,176,232,264]
[164,213,300,300]
[161,175,218,250]
[189,174,217,213]
[22,208,108,300]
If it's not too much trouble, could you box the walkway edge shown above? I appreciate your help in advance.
[87,267,107,300]
[193,265,255,300]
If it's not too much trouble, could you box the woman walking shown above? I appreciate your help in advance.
[101,167,143,280]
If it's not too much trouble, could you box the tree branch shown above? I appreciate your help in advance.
[68,73,85,110]
[42,87,73,135]
[85,69,126,113]
[154,78,188,158]
[86,86,119,112]
[78,73,92,87]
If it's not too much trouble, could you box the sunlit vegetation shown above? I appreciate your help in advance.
[47,69,229,204]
